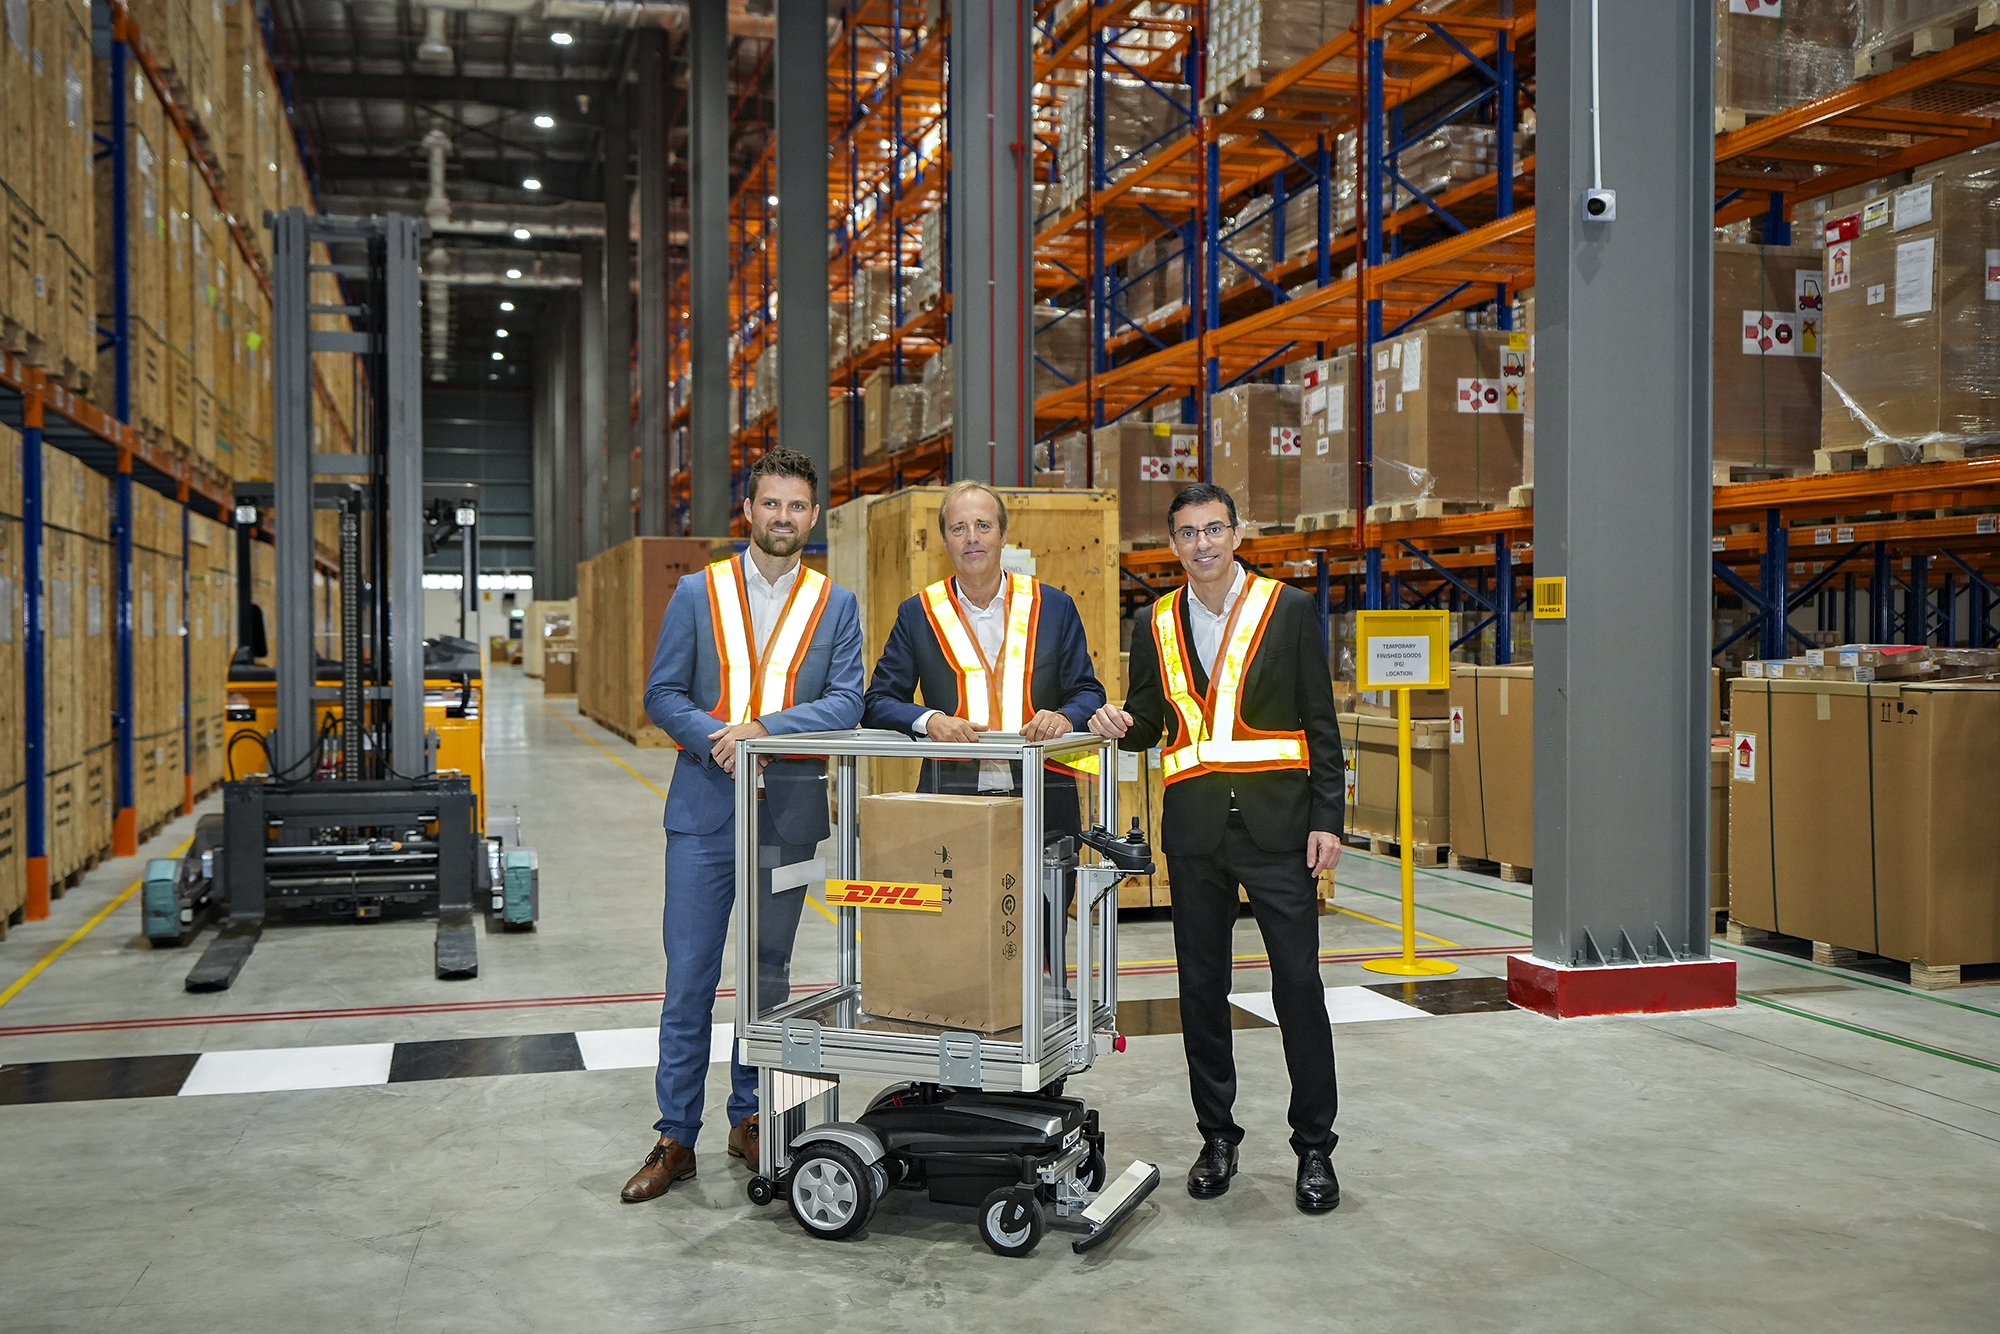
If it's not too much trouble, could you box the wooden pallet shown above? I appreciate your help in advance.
[1714,463,1802,486]
[1865,441,1925,469]
[1498,862,1533,884]
[1450,853,1499,875]
[1919,439,2000,465]
[1813,445,1869,474]
[1294,509,1357,533]
[1506,484,1534,509]
[1711,905,1730,938]
[1724,920,2000,990]
[1352,834,1448,867]
[1854,3,2000,78]
[581,710,677,749]
[1363,499,1487,524]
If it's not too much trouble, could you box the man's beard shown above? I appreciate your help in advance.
[754,524,804,559]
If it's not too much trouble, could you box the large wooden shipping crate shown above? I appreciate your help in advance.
[187,511,232,794]
[133,487,185,829]
[522,598,576,678]
[39,444,113,883]
[576,537,725,745]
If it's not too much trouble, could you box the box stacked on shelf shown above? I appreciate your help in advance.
[131,486,185,829]
[909,208,943,313]
[1339,712,1450,850]
[1055,78,1190,213]
[1103,418,1197,547]
[1368,320,1526,512]
[1033,304,1087,403]
[1713,245,1825,477]
[1714,0,1859,129]
[1205,0,1359,107]
[1395,125,1500,202]
[1210,382,1302,530]
[2,0,96,391]
[0,426,23,921]
[1447,664,1533,872]
[186,510,232,794]
[920,349,953,439]
[1298,354,1354,519]
[35,442,114,883]
[887,380,927,453]
[1819,160,2000,464]
[1852,0,1992,77]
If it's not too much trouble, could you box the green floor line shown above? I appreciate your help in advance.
[1348,847,1535,900]
[1737,994,2000,1076]
[1715,942,2000,1021]
[1334,880,1531,939]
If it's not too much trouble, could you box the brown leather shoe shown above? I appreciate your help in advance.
[727,1114,759,1165]
[620,1138,695,1202]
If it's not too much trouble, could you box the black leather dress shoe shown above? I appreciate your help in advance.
[1295,1149,1340,1213]
[1186,1136,1239,1199]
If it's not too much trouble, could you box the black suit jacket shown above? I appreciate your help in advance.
[1120,577,1343,857]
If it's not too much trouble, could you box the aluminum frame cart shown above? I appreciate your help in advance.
[734,730,1161,1257]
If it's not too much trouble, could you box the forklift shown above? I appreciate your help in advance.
[142,210,538,991]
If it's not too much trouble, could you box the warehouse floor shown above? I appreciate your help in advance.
[1,670,1996,1333]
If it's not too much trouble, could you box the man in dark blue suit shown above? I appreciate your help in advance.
[862,480,1106,840]
[621,448,864,1204]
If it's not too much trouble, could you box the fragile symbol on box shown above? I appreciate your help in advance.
[1138,456,1173,481]
[1741,309,1817,357]
[1731,733,1756,783]
[1457,378,1521,414]
[1270,427,1301,456]
[1449,706,1465,744]
[1728,0,1781,14]
[1828,241,1852,293]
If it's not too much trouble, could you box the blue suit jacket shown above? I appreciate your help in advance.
[644,562,865,845]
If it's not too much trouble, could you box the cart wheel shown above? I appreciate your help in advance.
[746,1175,775,1207]
[786,1142,876,1241]
[1078,1146,1108,1194]
[979,1186,1045,1258]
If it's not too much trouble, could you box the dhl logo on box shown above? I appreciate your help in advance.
[825,880,945,912]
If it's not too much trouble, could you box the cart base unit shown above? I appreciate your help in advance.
[756,1081,1160,1257]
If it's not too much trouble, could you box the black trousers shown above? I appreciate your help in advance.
[1167,812,1338,1155]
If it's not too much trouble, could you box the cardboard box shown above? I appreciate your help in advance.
[1370,323,1526,507]
[1338,713,1450,845]
[1299,353,1354,517]
[542,639,576,697]
[1447,664,1533,867]
[859,793,1028,1034]
[1110,419,1198,548]
[863,366,890,458]
[1730,677,2000,967]
[1709,740,1730,911]
[1209,382,1301,528]
[1714,243,1824,472]
[1820,169,2000,457]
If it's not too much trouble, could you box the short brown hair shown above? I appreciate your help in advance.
[936,480,1009,538]
[747,447,818,502]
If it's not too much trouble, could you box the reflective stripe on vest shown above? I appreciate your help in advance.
[1155,576,1306,783]
[920,574,1098,777]
[706,558,833,724]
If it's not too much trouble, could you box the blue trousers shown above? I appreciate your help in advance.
[654,804,813,1146]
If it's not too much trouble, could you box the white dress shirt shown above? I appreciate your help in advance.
[741,551,800,656]
[913,579,1016,793]
[1185,564,1247,677]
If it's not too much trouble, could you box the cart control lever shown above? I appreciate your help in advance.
[1080,819,1153,874]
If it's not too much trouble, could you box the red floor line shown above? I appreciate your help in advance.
[0,947,1516,1038]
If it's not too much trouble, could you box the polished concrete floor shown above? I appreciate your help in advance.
[1,669,1996,1333]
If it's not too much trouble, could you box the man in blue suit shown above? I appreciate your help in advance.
[862,480,1105,844]
[621,447,864,1204]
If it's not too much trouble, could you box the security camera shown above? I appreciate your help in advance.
[1581,188,1617,223]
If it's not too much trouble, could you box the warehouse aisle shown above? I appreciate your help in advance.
[0,668,1995,1333]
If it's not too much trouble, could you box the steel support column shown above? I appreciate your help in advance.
[1531,1,1714,967]
[776,0,829,524]
[579,238,607,559]
[270,210,316,771]
[635,29,670,536]
[22,395,48,919]
[948,0,1031,486]
[687,0,732,535]
[383,214,429,776]
[113,459,136,855]
[603,83,634,548]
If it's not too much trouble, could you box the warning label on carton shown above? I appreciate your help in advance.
[1457,378,1522,413]
[1986,248,2000,301]
[1728,0,1781,14]
[1796,271,1823,315]
[1741,309,1818,357]
[1827,241,1852,293]
[1825,212,1861,244]
[1732,734,1757,783]
[1270,427,1301,456]
[1449,706,1465,744]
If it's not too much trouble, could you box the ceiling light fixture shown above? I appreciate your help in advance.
[496,329,509,338]
[550,31,573,46]
[491,351,504,361]
[513,227,531,240]
[522,178,542,191]
[533,114,555,129]
[505,268,522,279]
[499,301,515,312]
[767,195,778,206]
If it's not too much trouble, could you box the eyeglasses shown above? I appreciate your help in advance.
[1172,521,1236,544]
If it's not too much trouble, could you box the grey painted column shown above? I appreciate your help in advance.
[1533,1,1714,965]
[775,0,829,530]
[687,0,732,535]
[948,0,1031,486]
[383,215,427,776]
[635,29,670,536]
[579,238,608,561]
[268,208,314,764]
[532,340,560,594]
[548,296,579,600]
[604,79,634,550]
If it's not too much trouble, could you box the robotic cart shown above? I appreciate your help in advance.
[733,730,1161,1257]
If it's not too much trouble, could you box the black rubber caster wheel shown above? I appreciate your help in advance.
[746,1175,775,1207]
[979,1185,1046,1258]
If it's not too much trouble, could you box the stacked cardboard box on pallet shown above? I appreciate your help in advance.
[575,537,724,745]
[1448,665,1533,873]
[1730,673,2000,986]
[1819,159,2000,465]
[1338,712,1450,851]
[187,510,231,793]
[1714,0,1859,130]
[1714,243,1825,476]
[1205,0,1358,107]
[1369,321,1526,513]
[0,426,23,924]
[37,443,113,884]
[132,486,186,830]
[1298,354,1354,520]
[1209,382,1302,531]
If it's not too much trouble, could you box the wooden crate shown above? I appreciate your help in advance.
[576,536,727,745]
[187,510,230,793]
[0,782,22,930]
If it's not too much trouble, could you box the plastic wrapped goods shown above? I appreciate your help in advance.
[828,298,850,369]
[1715,0,1859,126]
[1210,382,1303,528]
[1056,78,1191,210]
[1299,355,1355,515]
[1819,165,2000,459]
[1207,0,1359,103]
[1856,1,1996,75]
[888,382,928,452]
[1033,304,1088,403]
[1369,322,1525,507]
[921,350,954,438]
[1713,243,1824,472]
[1220,196,1274,276]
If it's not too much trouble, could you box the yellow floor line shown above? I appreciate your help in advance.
[542,702,839,924]
[1327,902,1463,949]
[0,835,195,1011]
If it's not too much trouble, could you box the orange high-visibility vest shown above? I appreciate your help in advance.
[705,557,833,724]
[1153,575,1306,784]
[920,573,1099,777]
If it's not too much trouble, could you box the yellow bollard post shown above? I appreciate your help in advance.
[1362,685,1456,977]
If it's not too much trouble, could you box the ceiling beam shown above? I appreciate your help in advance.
[289,71,609,121]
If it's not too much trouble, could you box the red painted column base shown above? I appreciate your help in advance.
[184,774,194,815]
[114,806,139,858]
[1507,954,1737,1019]
[26,856,50,921]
